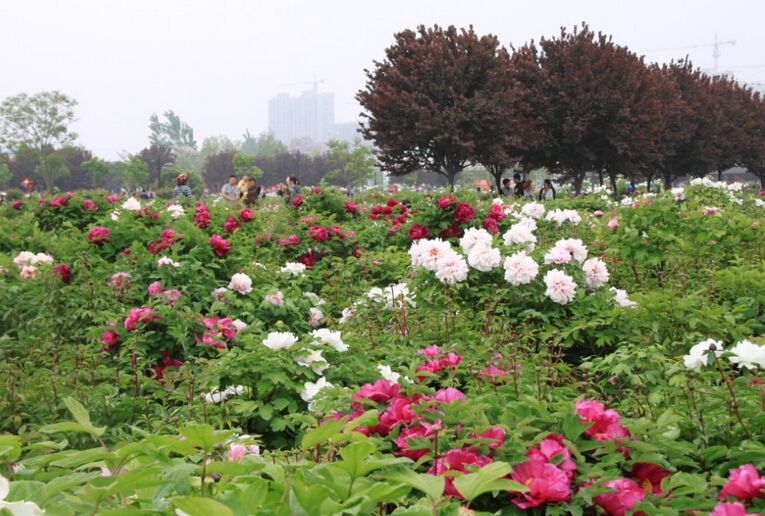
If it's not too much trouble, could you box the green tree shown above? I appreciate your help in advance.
[34,153,70,190]
[0,91,78,190]
[149,110,197,150]
[0,161,10,187]
[233,152,264,179]
[114,155,148,191]
[241,130,287,157]
[81,158,110,189]
[325,138,376,191]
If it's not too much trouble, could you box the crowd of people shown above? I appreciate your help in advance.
[499,174,557,200]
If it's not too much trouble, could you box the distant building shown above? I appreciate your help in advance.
[332,122,361,142]
[268,91,335,145]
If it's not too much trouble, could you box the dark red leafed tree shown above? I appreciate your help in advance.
[139,144,175,187]
[515,23,664,194]
[739,88,765,188]
[202,150,236,190]
[357,25,510,190]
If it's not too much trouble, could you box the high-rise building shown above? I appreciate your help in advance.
[268,91,335,145]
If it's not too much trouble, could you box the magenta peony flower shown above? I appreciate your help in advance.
[82,199,98,211]
[223,216,241,233]
[719,464,765,502]
[307,226,329,242]
[525,434,577,477]
[509,457,572,509]
[629,462,670,495]
[482,217,499,234]
[239,208,254,222]
[278,234,301,247]
[50,196,66,207]
[575,400,630,441]
[148,281,163,296]
[209,234,231,257]
[194,210,211,228]
[394,421,438,460]
[11,200,23,210]
[434,387,465,403]
[66,191,73,199]
[344,200,359,214]
[100,329,120,347]
[377,396,419,435]
[488,203,507,221]
[52,263,71,284]
[106,194,120,202]
[437,195,458,210]
[711,502,763,516]
[291,194,305,207]
[453,202,475,223]
[428,448,492,498]
[469,426,505,450]
[328,226,346,240]
[593,478,646,516]
[87,226,110,244]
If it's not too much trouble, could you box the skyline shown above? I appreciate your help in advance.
[2,0,764,160]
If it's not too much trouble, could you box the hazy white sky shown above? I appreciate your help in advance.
[2,0,764,160]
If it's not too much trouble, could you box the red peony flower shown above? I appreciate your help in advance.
[437,195,458,210]
[297,251,316,267]
[239,208,254,222]
[593,478,646,516]
[87,226,110,244]
[209,234,231,257]
[100,329,120,347]
[482,217,499,234]
[408,224,430,241]
[278,234,301,247]
[719,464,765,502]
[630,463,670,495]
[106,195,120,202]
[50,196,67,207]
[428,448,493,498]
[307,226,329,242]
[11,200,23,210]
[394,421,439,460]
[52,263,71,284]
[327,226,346,240]
[194,211,211,228]
[223,216,241,233]
[488,203,506,221]
[453,202,475,223]
[387,198,399,207]
[82,199,98,211]
[292,194,305,207]
[344,201,359,214]
[509,456,572,509]
[377,395,419,435]
[439,223,460,239]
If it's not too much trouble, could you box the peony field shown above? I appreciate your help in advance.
[1,179,765,516]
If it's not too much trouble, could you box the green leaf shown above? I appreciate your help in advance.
[301,416,347,449]
[172,497,234,516]
[452,462,527,501]
[385,468,444,501]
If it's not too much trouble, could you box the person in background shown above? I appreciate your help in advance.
[221,175,239,202]
[238,175,250,200]
[523,179,535,199]
[513,173,525,198]
[173,174,193,199]
[501,178,512,197]
[538,179,556,201]
[243,177,261,207]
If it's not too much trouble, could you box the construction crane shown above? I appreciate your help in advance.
[646,34,736,76]
[277,76,325,94]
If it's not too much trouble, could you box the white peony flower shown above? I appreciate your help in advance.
[203,385,244,404]
[157,256,180,269]
[544,269,577,305]
[521,202,546,219]
[460,228,493,255]
[300,377,333,411]
[280,262,306,277]
[555,238,588,263]
[167,204,185,219]
[30,253,53,266]
[121,197,141,211]
[502,223,537,251]
[339,304,359,324]
[265,291,284,307]
[434,251,469,285]
[262,332,298,350]
[544,246,573,265]
[610,287,636,307]
[683,339,724,370]
[467,245,502,272]
[413,239,453,271]
[228,273,253,294]
[303,292,326,306]
[728,340,765,370]
[295,349,329,375]
[211,287,229,303]
[0,474,45,516]
[366,283,415,309]
[377,364,402,383]
[12,251,35,268]
[671,187,686,201]
[503,251,539,286]
[311,329,348,352]
[110,211,120,221]
[582,258,609,290]
[231,319,247,334]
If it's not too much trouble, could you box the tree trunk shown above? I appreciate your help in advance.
[717,169,723,182]
[609,173,617,197]
[573,170,584,195]
[646,171,654,193]
[598,169,604,186]
[663,171,673,190]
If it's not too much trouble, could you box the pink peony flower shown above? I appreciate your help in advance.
[394,421,438,460]
[428,448,492,498]
[377,396,419,435]
[719,464,765,502]
[593,478,646,516]
[278,234,301,247]
[607,218,618,229]
[629,462,670,495]
[87,226,111,244]
[437,195,458,210]
[265,291,284,306]
[66,191,73,199]
[711,502,763,516]
[291,194,305,207]
[209,235,231,257]
[82,199,98,211]
[434,387,465,403]
[353,380,401,403]
[575,400,631,442]
[228,273,253,294]
[20,265,38,280]
[148,281,163,296]
[100,329,120,347]
[544,246,573,265]
[469,426,505,450]
[162,289,181,306]
[106,195,120,202]
[194,210,211,228]
[594,210,604,216]
[124,308,159,331]
[525,434,577,477]
[509,457,572,509]
[543,269,577,305]
[50,196,66,207]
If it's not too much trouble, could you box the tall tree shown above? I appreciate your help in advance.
[241,130,287,157]
[0,91,78,191]
[35,153,70,190]
[325,138,376,191]
[202,150,237,189]
[139,144,175,187]
[357,25,510,189]
[81,157,111,189]
[739,89,765,188]
[149,110,197,149]
[515,24,664,194]
[114,156,148,191]
[0,161,11,187]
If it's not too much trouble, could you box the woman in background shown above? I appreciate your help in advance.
[173,174,194,199]
[538,179,556,201]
